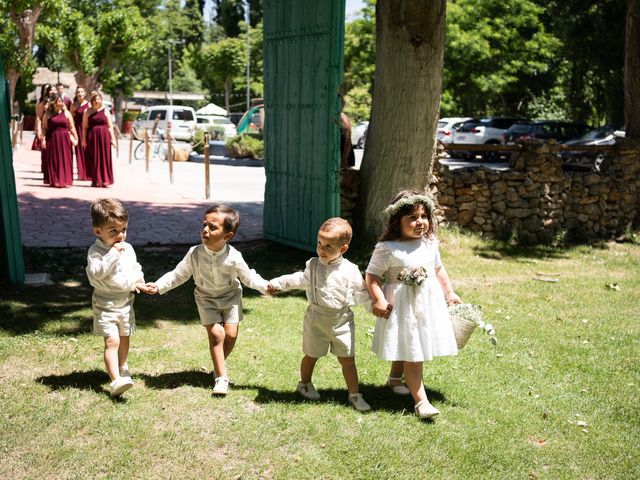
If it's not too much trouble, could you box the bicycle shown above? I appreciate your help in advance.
[133,130,174,161]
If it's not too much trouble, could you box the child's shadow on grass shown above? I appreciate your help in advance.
[236,383,448,415]
[138,370,212,389]
[37,369,127,402]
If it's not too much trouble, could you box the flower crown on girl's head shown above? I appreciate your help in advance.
[383,194,436,217]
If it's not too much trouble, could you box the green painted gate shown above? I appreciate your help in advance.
[262,0,345,251]
[0,54,25,284]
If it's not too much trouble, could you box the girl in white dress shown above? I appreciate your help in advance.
[365,190,462,419]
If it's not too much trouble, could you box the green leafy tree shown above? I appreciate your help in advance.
[0,0,63,113]
[132,0,202,92]
[212,0,244,37]
[59,0,151,100]
[342,0,375,122]
[443,0,561,117]
[195,35,245,113]
[545,0,626,125]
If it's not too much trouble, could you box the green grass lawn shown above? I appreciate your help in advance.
[1,231,639,479]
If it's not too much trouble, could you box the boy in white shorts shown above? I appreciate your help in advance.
[145,204,269,396]
[267,218,372,412]
[86,199,148,397]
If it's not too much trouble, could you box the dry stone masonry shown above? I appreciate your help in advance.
[429,139,640,243]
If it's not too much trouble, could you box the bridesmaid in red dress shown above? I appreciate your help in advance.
[33,84,52,182]
[83,91,115,187]
[41,94,78,188]
[71,87,91,181]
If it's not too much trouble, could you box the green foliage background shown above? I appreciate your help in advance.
[1,0,627,124]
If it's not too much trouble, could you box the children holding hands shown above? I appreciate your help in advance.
[86,199,151,397]
[86,194,462,421]
[365,190,462,419]
[268,218,372,412]
[144,204,269,395]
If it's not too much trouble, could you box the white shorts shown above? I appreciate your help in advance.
[92,293,135,337]
[302,304,355,358]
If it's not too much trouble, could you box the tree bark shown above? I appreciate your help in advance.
[356,0,446,244]
[7,7,42,114]
[625,0,640,139]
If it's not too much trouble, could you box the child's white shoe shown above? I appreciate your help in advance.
[296,381,321,400]
[414,400,440,419]
[348,393,371,412]
[387,376,410,396]
[213,376,229,396]
[109,376,133,397]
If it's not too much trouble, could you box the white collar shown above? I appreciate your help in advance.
[319,255,343,266]
[203,243,227,257]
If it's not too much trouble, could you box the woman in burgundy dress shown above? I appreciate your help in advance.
[33,84,52,182]
[41,94,78,188]
[71,86,91,181]
[83,91,115,187]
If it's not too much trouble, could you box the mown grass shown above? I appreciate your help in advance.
[1,231,639,479]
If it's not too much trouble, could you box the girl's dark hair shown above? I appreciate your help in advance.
[39,84,52,103]
[379,189,437,241]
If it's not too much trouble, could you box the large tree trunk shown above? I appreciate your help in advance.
[7,7,42,114]
[356,0,446,244]
[625,0,640,139]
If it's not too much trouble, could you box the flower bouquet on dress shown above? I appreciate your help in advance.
[397,266,428,286]
[448,303,497,349]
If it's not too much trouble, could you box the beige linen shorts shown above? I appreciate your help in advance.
[92,293,136,337]
[302,304,355,358]
[196,302,240,326]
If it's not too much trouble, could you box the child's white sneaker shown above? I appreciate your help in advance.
[109,376,133,397]
[296,381,321,400]
[119,364,131,378]
[414,399,440,419]
[348,393,371,412]
[213,376,229,396]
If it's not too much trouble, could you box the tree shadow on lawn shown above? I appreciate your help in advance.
[37,369,128,402]
[471,242,571,261]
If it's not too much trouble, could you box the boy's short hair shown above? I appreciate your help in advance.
[205,204,240,235]
[319,217,352,245]
[91,199,129,227]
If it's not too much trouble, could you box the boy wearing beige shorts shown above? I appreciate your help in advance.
[86,199,149,397]
[268,218,372,412]
[146,204,269,395]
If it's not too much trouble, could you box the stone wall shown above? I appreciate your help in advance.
[430,139,640,243]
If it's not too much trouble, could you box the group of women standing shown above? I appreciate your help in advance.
[32,83,115,188]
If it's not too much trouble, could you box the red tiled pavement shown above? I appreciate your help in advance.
[12,132,265,248]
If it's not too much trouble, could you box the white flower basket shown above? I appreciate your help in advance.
[449,303,482,349]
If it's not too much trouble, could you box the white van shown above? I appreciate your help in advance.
[132,105,197,141]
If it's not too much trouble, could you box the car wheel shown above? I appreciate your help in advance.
[593,154,604,172]
[357,136,365,149]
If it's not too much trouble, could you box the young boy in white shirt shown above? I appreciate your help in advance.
[145,204,269,395]
[268,217,372,412]
[86,198,148,397]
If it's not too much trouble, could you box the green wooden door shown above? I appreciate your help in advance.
[0,54,25,283]
[262,0,345,251]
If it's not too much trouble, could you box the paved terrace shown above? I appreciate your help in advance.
[12,132,266,248]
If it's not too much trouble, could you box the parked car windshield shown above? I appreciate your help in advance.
[578,125,618,140]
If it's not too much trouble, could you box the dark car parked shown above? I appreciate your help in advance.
[502,120,590,144]
[560,125,624,172]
